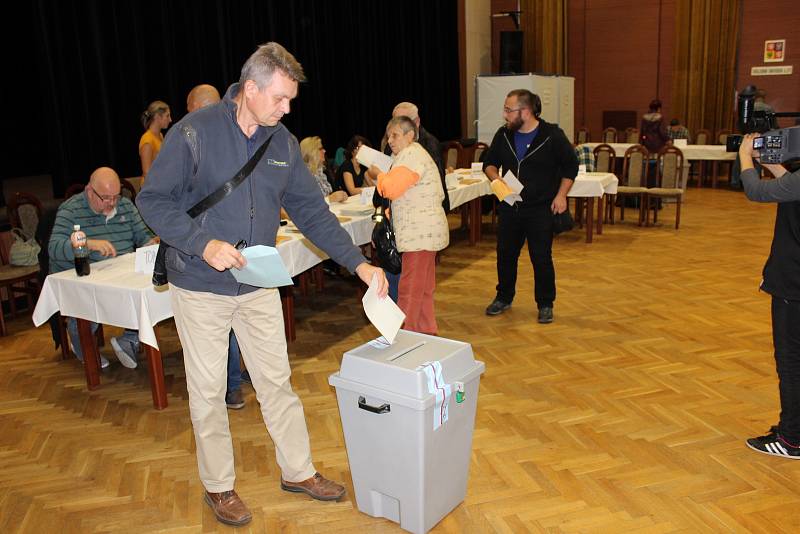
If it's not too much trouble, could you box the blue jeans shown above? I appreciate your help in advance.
[227,331,242,393]
[386,269,400,303]
[66,318,138,360]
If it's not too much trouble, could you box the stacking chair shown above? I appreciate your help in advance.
[441,141,463,170]
[7,192,44,240]
[617,145,650,226]
[575,127,590,145]
[592,144,617,224]
[601,127,618,144]
[120,179,137,202]
[64,183,85,199]
[694,129,711,145]
[645,146,685,229]
[713,129,733,186]
[472,142,489,163]
[624,127,639,144]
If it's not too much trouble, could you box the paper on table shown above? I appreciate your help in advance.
[362,273,405,344]
[356,145,393,173]
[230,245,293,288]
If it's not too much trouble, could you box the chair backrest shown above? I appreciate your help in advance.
[120,179,137,202]
[657,146,685,189]
[7,192,44,240]
[574,145,596,172]
[624,127,639,144]
[64,183,85,199]
[472,142,489,163]
[622,145,650,188]
[716,129,731,145]
[592,143,617,173]
[694,129,710,145]
[441,141,463,170]
[601,127,618,143]
[575,127,590,145]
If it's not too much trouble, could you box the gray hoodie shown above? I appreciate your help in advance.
[137,84,366,296]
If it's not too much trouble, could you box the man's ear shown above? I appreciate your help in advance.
[243,79,258,98]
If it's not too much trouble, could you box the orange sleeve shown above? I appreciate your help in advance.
[376,166,420,200]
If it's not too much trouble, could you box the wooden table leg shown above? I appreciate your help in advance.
[596,195,604,235]
[144,343,167,410]
[280,286,295,342]
[468,198,481,246]
[77,318,100,390]
[585,198,595,243]
[712,161,719,188]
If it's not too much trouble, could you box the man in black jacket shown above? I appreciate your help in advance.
[482,89,577,324]
[739,133,800,459]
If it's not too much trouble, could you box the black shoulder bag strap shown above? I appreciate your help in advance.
[152,131,275,286]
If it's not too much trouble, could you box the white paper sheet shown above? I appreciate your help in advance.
[134,244,159,274]
[356,145,393,173]
[502,169,524,205]
[231,245,293,288]
[416,361,452,430]
[361,273,405,344]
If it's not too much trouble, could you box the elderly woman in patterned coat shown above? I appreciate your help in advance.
[370,116,449,334]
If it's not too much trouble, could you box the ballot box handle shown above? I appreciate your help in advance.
[358,396,391,414]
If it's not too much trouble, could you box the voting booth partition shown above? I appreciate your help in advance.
[329,330,485,534]
[476,73,575,145]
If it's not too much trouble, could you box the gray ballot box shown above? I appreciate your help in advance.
[328,330,485,534]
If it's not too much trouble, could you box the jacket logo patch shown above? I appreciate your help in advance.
[267,158,288,167]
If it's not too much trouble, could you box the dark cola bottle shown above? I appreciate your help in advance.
[71,224,91,276]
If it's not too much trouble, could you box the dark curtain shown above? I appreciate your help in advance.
[5,0,460,196]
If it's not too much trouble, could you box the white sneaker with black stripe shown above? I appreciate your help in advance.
[746,431,800,459]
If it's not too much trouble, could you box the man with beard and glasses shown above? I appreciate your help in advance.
[482,89,577,324]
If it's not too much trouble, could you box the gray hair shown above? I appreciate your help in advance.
[393,101,419,121]
[386,115,418,140]
[239,42,307,89]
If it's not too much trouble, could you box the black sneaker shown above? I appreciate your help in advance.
[746,431,800,460]
[538,307,554,324]
[485,298,511,316]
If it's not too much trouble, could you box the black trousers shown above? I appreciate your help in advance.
[495,203,555,309]
[772,296,800,444]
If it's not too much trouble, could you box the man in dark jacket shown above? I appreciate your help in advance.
[483,89,577,324]
[739,133,800,459]
[137,43,387,527]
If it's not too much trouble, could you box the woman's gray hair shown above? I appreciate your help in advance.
[239,42,307,89]
[386,115,418,141]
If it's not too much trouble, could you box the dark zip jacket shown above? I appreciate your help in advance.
[136,84,366,296]
[482,119,578,208]
[741,167,800,300]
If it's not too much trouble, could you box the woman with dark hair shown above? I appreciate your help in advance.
[639,99,669,155]
[338,135,376,195]
[139,100,172,185]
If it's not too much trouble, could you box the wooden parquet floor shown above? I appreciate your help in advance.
[2,187,800,533]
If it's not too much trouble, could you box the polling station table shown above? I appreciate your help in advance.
[568,172,619,243]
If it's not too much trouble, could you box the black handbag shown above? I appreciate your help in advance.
[552,209,575,235]
[152,132,275,286]
[371,203,402,275]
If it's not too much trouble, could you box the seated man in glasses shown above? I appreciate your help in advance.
[49,167,157,368]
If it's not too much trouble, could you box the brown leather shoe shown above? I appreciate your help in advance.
[204,490,252,526]
[280,472,346,501]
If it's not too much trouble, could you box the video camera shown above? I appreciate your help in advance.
[726,85,800,164]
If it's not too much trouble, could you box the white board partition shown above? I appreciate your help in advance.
[476,74,575,145]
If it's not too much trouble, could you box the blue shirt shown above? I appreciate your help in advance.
[514,127,539,160]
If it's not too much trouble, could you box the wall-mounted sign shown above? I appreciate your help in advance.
[764,39,786,63]
[751,65,793,76]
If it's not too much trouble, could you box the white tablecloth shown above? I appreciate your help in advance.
[582,143,736,161]
[568,172,618,197]
[32,202,377,350]
[445,171,493,209]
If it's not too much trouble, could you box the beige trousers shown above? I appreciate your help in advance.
[170,285,316,492]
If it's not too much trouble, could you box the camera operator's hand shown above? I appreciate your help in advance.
[738,133,760,160]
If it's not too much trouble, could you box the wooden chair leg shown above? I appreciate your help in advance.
[96,324,105,348]
[59,316,70,359]
[620,197,625,222]
[675,196,681,229]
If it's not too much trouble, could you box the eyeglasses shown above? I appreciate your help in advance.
[89,186,121,203]
[503,107,525,114]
